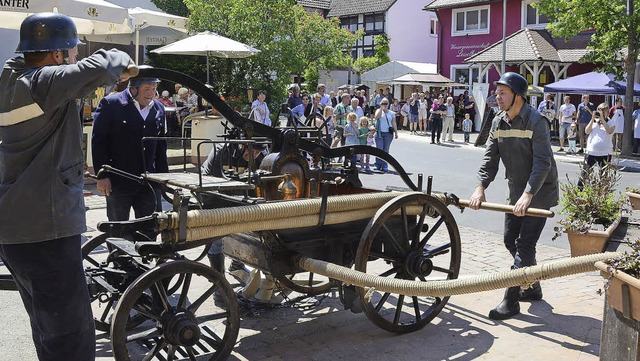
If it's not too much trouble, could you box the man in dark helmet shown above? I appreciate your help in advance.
[0,12,135,361]
[92,75,168,223]
[468,72,559,320]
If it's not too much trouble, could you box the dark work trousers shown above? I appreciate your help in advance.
[106,183,162,221]
[0,235,95,361]
[503,214,547,268]
[431,118,443,143]
[106,183,162,240]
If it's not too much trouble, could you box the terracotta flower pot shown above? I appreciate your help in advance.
[627,191,640,210]
[567,216,621,257]
[595,261,640,321]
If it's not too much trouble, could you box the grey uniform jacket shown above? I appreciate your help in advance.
[477,104,559,210]
[0,49,130,244]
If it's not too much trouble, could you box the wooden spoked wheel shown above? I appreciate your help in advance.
[83,233,149,333]
[355,193,461,334]
[111,260,240,361]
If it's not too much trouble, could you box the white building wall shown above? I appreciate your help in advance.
[385,0,438,63]
[318,69,351,94]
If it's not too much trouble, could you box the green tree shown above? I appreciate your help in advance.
[151,0,356,117]
[535,0,639,155]
[151,0,189,17]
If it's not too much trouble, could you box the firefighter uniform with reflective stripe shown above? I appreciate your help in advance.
[0,46,131,361]
[0,50,131,244]
[477,103,559,210]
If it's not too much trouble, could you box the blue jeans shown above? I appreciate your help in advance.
[374,131,394,171]
[0,235,95,361]
[504,214,547,268]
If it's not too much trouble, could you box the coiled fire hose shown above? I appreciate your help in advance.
[297,252,620,297]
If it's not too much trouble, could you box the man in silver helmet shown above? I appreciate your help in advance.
[468,72,559,320]
[0,12,134,360]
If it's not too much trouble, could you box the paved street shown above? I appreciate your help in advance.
[0,129,639,360]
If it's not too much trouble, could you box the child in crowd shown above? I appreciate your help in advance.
[366,124,377,172]
[462,113,473,143]
[321,106,334,136]
[344,112,359,166]
[568,122,578,154]
[358,117,371,171]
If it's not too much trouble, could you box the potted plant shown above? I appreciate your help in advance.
[553,163,626,257]
[595,240,640,361]
[595,239,640,321]
[626,187,640,210]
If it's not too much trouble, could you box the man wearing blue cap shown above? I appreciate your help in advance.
[92,76,168,222]
[0,12,135,361]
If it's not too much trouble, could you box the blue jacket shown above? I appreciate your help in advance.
[92,90,168,190]
[0,49,131,244]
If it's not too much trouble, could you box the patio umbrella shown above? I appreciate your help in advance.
[0,0,132,35]
[151,31,260,84]
[84,7,188,63]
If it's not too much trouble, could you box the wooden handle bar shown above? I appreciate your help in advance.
[456,199,554,218]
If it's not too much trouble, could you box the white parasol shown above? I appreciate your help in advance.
[0,0,132,35]
[151,31,260,84]
[84,7,188,63]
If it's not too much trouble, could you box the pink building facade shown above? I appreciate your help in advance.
[425,0,597,92]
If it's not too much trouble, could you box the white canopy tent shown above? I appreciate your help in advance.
[360,60,439,96]
[84,7,188,63]
[0,0,132,35]
[151,31,260,84]
[361,61,437,84]
[384,73,465,87]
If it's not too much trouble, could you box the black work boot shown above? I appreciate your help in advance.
[520,282,543,301]
[489,286,521,320]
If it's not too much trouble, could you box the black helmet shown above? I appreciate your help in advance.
[16,12,83,53]
[495,72,528,99]
[129,77,161,87]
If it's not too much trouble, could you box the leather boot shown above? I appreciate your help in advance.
[520,282,543,301]
[489,286,520,320]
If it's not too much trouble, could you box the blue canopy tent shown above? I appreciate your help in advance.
[543,71,640,96]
